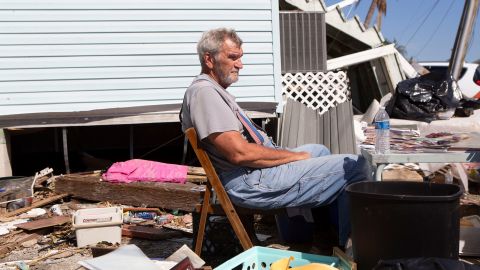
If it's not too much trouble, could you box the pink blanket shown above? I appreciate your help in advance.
[102,159,188,184]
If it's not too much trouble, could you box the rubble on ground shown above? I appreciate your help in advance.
[0,168,207,269]
[1,166,480,269]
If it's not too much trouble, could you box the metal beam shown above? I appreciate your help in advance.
[448,0,479,80]
[0,129,12,176]
[62,127,70,174]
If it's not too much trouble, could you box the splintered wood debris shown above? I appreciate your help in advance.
[0,168,206,269]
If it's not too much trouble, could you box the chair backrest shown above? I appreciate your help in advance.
[184,128,222,189]
[184,127,253,251]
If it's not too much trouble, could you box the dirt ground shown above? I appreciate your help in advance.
[1,234,193,269]
[0,212,340,269]
[2,173,480,269]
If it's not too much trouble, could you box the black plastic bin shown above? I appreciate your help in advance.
[346,181,462,270]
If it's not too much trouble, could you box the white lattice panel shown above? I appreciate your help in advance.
[282,71,350,115]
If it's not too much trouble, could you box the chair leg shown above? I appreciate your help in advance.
[194,186,212,255]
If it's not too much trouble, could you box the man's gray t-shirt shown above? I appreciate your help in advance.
[181,74,247,173]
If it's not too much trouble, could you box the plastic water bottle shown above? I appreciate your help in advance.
[374,106,390,154]
[445,168,453,184]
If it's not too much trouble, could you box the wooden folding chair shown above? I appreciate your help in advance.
[185,127,257,255]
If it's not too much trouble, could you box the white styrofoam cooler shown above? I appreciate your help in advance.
[73,206,123,247]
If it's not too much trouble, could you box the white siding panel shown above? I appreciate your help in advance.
[0,54,274,69]
[0,43,272,57]
[0,65,273,81]
[0,21,272,33]
[1,96,275,116]
[0,86,274,106]
[0,32,273,45]
[0,0,281,118]
[0,10,271,21]
[0,0,271,10]
[0,76,275,93]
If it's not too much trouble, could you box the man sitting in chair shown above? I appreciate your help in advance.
[180,28,371,247]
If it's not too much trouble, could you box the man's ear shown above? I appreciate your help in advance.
[204,53,215,69]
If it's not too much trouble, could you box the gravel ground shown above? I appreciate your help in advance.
[0,236,193,270]
[1,241,91,270]
[0,214,291,269]
[10,204,479,270]
[0,212,340,269]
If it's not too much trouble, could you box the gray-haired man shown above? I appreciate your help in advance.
[181,28,371,246]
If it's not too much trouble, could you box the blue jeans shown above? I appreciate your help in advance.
[219,144,372,245]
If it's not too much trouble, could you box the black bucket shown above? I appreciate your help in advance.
[346,181,462,270]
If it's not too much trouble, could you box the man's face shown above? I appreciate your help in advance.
[211,39,243,88]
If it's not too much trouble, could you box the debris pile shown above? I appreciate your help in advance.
[0,167,208,269]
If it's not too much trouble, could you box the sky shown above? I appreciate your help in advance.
[324,0,479,63]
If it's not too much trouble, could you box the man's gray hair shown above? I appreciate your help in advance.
[197,28,243,67]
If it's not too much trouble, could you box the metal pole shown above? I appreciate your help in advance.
[62,127,70,174]
[448,0,479,80]
[0,129,12,176]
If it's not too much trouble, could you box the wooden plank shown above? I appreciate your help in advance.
[121,225,182,240]
[55,170,206,184]
[0,232,42,258]
[186,175,207,184]
[0,193,69,219]
[187,166,205,176]
[16,216,71,231]
[54,173,203,212]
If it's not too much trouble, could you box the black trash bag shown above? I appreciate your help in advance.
[456,97,480,117]
[373,257,480,270]
[386,72,463,123]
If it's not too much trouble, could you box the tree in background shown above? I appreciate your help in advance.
[362,0,387,30]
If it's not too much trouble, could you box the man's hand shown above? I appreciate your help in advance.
[208,131,310,168]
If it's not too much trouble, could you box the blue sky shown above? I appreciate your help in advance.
[324,0,479,62]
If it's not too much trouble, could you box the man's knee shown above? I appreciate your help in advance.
[290,144,330,157]
[307,144,330,157]
[344,154,372,181]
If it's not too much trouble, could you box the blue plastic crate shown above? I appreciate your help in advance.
[214,246,354,270]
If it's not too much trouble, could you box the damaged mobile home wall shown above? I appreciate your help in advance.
[286,0,416,112]
[0,0,282,126]
[278,11,356,154]
[0,0,283,176]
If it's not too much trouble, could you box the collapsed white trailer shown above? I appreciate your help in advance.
[0,0,283,175]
